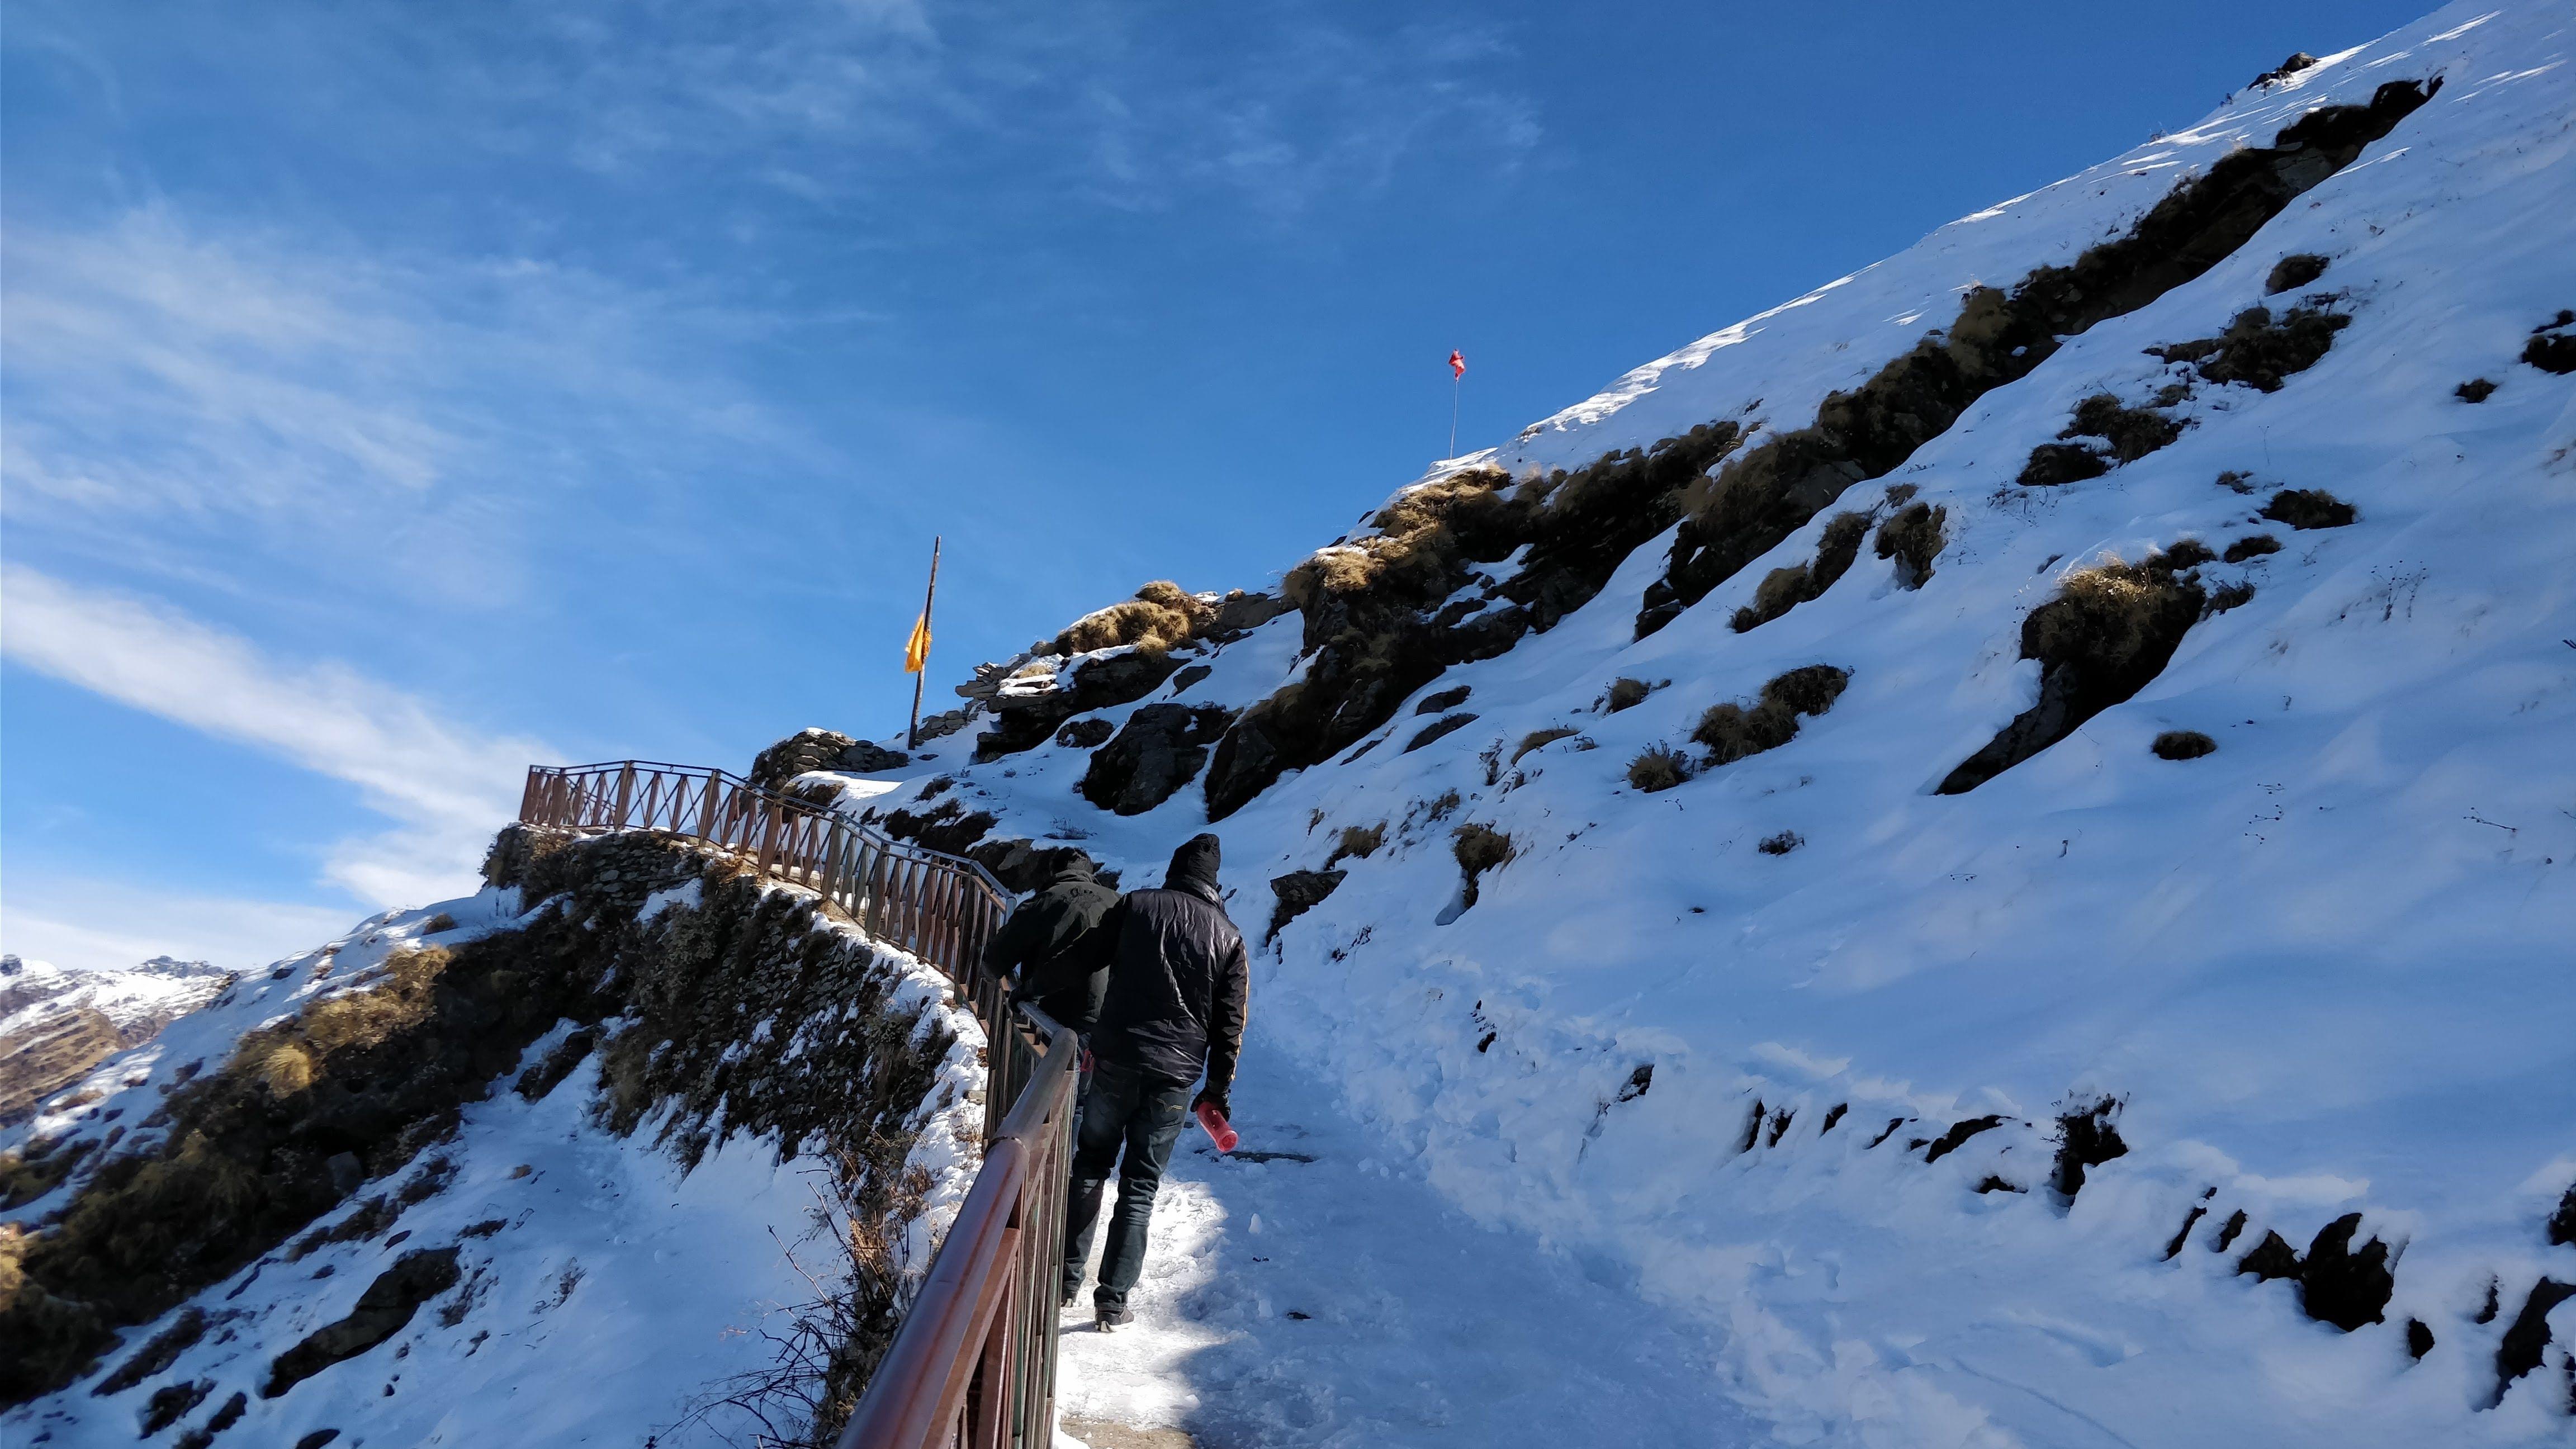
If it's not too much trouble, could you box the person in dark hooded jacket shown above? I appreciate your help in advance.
[1045,832,1248,1324]
[982,855,1119,1034]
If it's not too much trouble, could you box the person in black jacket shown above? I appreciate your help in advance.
[982,855,1119,1034]
[1040,832,1248,1325]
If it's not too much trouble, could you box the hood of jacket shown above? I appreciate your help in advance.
[1163,833,1223,905]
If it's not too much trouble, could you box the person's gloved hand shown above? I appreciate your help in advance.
[1192,1087,1230,1121]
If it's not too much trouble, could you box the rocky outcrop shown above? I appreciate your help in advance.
[1078,704,1236,815]
[261,1248,460,1397]
[973,648,1188,760]
[748,728,910,788]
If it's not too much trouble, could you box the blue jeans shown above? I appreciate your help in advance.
[1062,1059,1194,1308]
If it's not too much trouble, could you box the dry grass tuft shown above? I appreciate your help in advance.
[2223,534,2281,563]
[1874,502,1948,587]
[1325,823,1384,866]
[1512,727,1579,764]
[1046,581,1215,657]
[2261,489,2356,530]
[1452,823,1513,878]
[2063,393,2186,462]
[1626,746,1691,793]
[2455,377,2497,403]
[1692,665,1852,766]
[1281,468,1514,612]
[2152,730,2218,760]
[1601,678,1652,713]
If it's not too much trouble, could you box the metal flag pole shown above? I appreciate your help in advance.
[906,535,942,749]
[1450,365,1461,459]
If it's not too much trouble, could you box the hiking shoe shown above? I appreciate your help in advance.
[1094,1299,1132,1329]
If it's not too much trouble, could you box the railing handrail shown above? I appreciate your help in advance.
[514,759,1078,1447]
[839,1004,1079,1449]
[525,759,1014,901]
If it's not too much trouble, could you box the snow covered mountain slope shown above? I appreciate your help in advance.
[2,832,982,1447]
[2,956,236,1127]
[801,5,2576,1442]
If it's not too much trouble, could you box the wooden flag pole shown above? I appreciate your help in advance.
[907,535,942,749]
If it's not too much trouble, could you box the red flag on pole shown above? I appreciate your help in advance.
[1449,349,1466,378]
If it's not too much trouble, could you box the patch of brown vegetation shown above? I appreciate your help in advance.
[1451,824,1514,909]
[2265,253,2329,294]
[1938,550,2209,794]
[2262,488,2357,530]
[1874,503,1948,588]
[1626,747,1691,793]
[1047,581,1216,657]
[1511,727,1579,764]
[1732,513,1870,632]
[1602,678,1653,713]
[2153,730,2218,760]
[2062,392,2187,462]
[2455,377,2498,402]
[1325,823,1384,867]
[2151,305,2352,392]
[1689,665,1853,767]
[2223,533,2281,563]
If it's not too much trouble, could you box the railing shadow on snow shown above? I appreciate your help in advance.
[518,761,1077,1448]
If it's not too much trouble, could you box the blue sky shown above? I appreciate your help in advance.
[1,0,2427,972]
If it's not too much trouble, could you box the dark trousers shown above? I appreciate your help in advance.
[1062,1058,1193,1308]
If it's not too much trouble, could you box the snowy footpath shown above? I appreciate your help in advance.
[1052,1034,1758,1449]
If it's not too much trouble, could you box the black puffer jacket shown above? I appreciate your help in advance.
[1079,835,1249,1095]
[984,859,1120,1031]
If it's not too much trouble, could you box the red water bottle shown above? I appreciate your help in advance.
[1195,1102,1238,1153]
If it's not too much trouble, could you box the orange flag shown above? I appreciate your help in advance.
[903,612,932,673]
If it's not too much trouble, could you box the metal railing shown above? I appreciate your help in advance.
[515,760,1078,1447]
[520,761,1013,989]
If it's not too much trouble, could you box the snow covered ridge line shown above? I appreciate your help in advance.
[3,826,982,1449]
[1,955,239,1128]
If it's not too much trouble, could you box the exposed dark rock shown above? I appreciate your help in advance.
[2265,253,2330,293]
[2223,534,2281,563]
[2521,328,2576,375]
[1416,685,1472,715]
[2250,52,2319,89]
[977,650,1185,760]
[2496,1278,2575,1401]
[92,1306,208,1396]
[2405,1319,2435,1359]
[1938,551,2206,794]
[511,1029,597,1104]
[1639,78,2435,634]
[1922,1115,2004,1164]
[1756,831,1803,856]
[2547,1181,2576,1247]
[263,1248,460,1397]
[1078,704,1235,816]
[1054,718,1115,749]
[2237,1230,2302,1282]
[141,1379,212,1434]
[295,1431,342,1449]
[748,728,908,789]
[1404,713,1480,754]
[2455,377,2498,402]
[1266,870,1347,944]
[2213,1208,2249,1252]
[2051,1099,2128,1199]
[1168,665,1213,695]
[2300,1213,2394,1331]
[1207,589,1293,640]
[2165,1204,2209,1259]
[2262,489,2357,530]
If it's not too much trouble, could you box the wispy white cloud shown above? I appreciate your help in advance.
[1,566,548,906]
[0,877,357,978]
